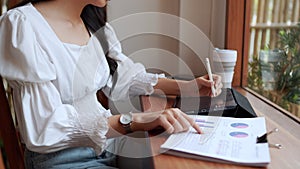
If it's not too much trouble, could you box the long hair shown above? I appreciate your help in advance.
[81,5,117,75]
[14,0,117,75]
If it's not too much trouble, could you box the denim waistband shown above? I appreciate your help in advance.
[24,147,117,169]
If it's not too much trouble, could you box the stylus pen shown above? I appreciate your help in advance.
[205,58,216,97]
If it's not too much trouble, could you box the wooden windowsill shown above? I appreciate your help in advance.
[234,87,300,139]
[243,87,300,123]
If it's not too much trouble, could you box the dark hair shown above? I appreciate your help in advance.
[81,5,117,75]
[15,0,117,75]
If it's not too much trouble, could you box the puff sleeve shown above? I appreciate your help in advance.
[102,23,165,101]
[0,9,56,82]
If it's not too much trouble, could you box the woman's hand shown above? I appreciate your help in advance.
[154,74,222,97]
[132,108,202,134]
[181,74,222,97]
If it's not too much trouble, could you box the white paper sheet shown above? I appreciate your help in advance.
[160,115,271,167]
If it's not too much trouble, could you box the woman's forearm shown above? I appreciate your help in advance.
[153,75,221,97]
[153,78,186,95]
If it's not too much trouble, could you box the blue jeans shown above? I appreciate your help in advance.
[24,147,117,169]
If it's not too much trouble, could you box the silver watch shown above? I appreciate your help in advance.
[119,112,133,134]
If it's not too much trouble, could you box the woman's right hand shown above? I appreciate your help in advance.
[131,108,202,134]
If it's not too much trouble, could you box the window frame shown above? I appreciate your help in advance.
[226,0,300,123]
[225,0,251,87]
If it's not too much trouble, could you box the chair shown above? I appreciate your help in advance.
[0,77,25,169]
[0,77,154,169]
[0,81,112,169]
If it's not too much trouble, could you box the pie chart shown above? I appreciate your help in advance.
[229,131,249,138]
[230,123,249,128]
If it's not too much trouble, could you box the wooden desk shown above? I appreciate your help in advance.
[140,88,300,169]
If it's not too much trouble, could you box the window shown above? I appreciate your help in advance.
[227,0,300,119]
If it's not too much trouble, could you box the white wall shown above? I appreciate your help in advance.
[178,0,227,76]
[107,0,226,76]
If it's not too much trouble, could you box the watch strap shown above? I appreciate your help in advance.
[122,123,133,134]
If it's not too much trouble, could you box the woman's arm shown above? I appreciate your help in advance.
[106,108,202,138]
[153,74,223,97]
[105,75,218,138]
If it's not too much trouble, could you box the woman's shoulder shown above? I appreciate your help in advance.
[0,3,56,82]
[0,3,38,29]
[1,3,32,18]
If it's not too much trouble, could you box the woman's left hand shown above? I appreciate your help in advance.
[181,74,222,97]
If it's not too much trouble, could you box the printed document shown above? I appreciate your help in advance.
[160,115,270,167]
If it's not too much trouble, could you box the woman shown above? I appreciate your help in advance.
[0,0,222,168]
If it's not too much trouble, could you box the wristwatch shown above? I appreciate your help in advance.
[119,112,133,134]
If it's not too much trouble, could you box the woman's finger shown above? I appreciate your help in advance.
[198,76,213,87]
[170,109,190,133]
[159,108,197,134]
[164,109,184,133]
[170,109,202,134]
[181,112,202,134]
[212,74,222,84]
[157,115,174,134]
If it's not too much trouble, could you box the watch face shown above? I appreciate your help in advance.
[120,113,132,125]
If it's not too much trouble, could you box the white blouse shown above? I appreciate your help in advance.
[0,3,162,154]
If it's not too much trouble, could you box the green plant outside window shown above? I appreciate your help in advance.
[248,24,300,116]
